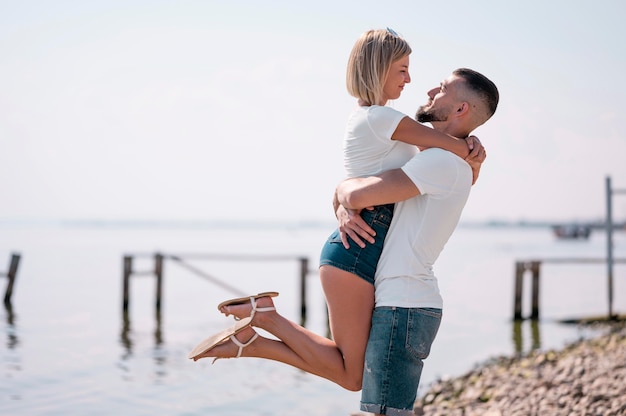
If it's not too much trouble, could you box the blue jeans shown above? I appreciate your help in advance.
[360,307,442,416]
[318,203,394,285]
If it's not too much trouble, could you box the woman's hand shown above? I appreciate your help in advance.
[336,205,376,249]
[465,136,486,163]
[464,136,487,184]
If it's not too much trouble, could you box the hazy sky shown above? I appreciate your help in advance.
[2,0,625,224]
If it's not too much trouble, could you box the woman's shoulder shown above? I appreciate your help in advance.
[364,105,407,123]
[367,105,404,114]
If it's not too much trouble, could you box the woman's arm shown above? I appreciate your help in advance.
[392,116,471,159]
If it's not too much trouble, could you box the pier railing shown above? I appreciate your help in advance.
[122,252,314,327]
[513,257,626,321]
[515,177,626,322]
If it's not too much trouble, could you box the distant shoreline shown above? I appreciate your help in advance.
[0,218,624,231]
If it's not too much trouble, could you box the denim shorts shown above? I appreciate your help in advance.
[360,307,442,416]
[318,204,394,285]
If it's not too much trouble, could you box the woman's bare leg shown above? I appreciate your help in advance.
[195,324,348,384]
[318,265,374,389]
[199,266,374,391]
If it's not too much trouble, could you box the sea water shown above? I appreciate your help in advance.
[1,222,624,415]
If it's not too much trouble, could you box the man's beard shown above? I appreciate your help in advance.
[416,105,449,123]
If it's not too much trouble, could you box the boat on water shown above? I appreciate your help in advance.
[552,224,592,239]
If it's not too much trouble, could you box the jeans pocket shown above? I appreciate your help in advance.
[406,308,442,359]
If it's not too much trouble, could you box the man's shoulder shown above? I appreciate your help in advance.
[402,148,472,191]
[420,147,460,157]
[413,147,466,166]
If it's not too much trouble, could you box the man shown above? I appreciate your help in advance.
[336,68,499,416]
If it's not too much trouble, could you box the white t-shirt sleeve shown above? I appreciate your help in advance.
[400,148,470,197]
[367,106,406,142]
[343,105,414,177]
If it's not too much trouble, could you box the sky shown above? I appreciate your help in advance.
[1,0,625,225]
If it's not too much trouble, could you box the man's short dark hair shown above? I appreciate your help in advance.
[454,68,499,118]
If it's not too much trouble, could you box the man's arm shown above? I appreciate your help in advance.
[337,139,485,209]
[335,149,484,247]
[337,168,420,210]
[333,169,419,248]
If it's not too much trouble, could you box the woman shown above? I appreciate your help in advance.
[189,28,482,391]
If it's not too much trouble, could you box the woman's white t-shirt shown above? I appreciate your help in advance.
[343,105,417,177]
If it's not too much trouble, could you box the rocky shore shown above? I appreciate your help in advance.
[413,322,626,416]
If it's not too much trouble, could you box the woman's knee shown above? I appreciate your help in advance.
[340,372,363,392]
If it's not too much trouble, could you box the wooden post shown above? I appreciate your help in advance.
[121,307,131,353]
[530,319,541,350]
[513,261,525,321]
[530,261,541,320]
[512,320,523,353]
[3,253,20,304]
[123,256,132,313]
[299,257,308,327]
[606,176,615,319]
[154,253,164,314]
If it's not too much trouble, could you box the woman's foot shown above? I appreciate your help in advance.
[219,295,277,325]
[192,326,258,362]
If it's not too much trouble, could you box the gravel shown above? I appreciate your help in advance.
[413,322,626,416]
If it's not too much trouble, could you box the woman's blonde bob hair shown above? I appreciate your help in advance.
[346,29,411,106]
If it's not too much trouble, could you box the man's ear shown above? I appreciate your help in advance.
[456,102,470,115]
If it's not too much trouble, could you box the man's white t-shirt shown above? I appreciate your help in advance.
[343,105,417,177]
[374,148,472,309]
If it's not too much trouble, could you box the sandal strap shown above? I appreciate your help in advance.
[230,296,276,321]
[249,297,276,319]
[231,332,259,358]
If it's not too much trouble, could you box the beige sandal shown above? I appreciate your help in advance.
[213,332,259,363]
[217,291,279,320]
[188,316,253,360]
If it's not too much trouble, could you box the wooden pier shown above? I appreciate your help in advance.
[514,177,626,321]
[122,252,314,327]
[513,257,626,321]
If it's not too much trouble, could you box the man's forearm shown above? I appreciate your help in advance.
[332,191,341,217]
[337,169,420,210]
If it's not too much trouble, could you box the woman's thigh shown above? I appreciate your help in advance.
[320,265,374,377]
